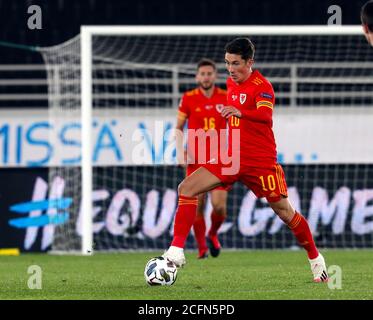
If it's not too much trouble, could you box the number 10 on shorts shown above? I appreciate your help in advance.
[259,175,276,191]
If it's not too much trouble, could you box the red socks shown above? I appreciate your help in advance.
[288,212,319,259]
[209,211,226,236]
[171,195,198,248]
[193,215,208,254]
[171,196,226,251]
[173,198,317,261]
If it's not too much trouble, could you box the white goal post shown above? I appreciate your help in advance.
[77,25,365,255]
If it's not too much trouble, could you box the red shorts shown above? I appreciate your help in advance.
[202,162,288,202]
[186,164,231,192]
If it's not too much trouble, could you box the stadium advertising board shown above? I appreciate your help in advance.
[1,165,372,251]
[1,109,373,167]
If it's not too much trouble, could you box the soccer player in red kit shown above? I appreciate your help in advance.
[163,38,329,283]
[176,58,229,259]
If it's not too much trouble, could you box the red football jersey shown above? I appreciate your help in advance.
[226,70,277,167]
[178,87,227,164]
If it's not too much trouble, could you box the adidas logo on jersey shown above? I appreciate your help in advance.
[269,192,278,197]
[252,77,263,85]
[216,104,224,112]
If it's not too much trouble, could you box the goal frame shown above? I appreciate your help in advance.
[80,24,362,255]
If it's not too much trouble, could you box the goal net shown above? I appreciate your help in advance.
[39,26,373,254]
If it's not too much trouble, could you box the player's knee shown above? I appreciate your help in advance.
[212,203,227,217]
[177,181,187,195]
[177,180,195,197]
[196,204,204,215]
[272,206,293,224]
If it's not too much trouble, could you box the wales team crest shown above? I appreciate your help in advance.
[239,93,247,104]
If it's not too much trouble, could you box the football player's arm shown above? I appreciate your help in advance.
[221,87,274,124]
[176,95,189,165]
[176,113,187,131]
[221,105,272,124]
[176,94,189,130]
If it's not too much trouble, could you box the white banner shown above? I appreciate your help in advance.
[0,108,372,167]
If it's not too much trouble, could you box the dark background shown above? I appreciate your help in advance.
[0,0,369,63]
[0,0,372,252]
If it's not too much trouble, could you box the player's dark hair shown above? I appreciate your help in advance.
[197,58,216,71]
[361,0,373,32]
[225,37,255,61]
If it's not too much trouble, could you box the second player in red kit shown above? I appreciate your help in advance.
[176,58,230,259]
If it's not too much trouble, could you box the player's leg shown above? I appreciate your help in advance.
[265,164,328,282]
[163,167,223,267]
[268,197,328,282]
[242,164,328,282]
[193,193,209,259]
[207,189,228,257]
[186,165,209,259]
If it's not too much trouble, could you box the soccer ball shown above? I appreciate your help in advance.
[144,256,178,286]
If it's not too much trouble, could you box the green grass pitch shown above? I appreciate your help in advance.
[0,249,372,300]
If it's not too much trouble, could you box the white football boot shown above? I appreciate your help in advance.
[162,246,186,268]
[309,253,329,283]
